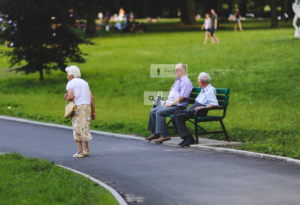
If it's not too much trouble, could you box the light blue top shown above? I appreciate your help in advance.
[195,84,219,106]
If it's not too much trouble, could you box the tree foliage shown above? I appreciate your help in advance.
[0,0,92,85]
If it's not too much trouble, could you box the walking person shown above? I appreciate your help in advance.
[234,9,243,31]
[201,13,212,44]
[210,9,219,43]
[64,65,96,158]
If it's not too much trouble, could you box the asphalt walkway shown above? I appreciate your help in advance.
[1,119,300,205]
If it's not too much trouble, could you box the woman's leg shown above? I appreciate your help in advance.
[239,22,243,31]
[204,32,207,44]
[214,34,219,43]
[208,32,213,43]
[234,23,237,31]
[76,140,83,153]
[84,141,89,152]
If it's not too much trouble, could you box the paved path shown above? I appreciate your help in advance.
[1,119,300,205]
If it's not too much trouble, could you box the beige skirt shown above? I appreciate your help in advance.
[71,104,93,142]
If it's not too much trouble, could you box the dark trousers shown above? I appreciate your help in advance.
[171,103,208,139]
[148,105,185,134]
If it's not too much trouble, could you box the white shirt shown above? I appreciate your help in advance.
[195,84,219,106]
[66,78,91,105]
[204,18,211,29]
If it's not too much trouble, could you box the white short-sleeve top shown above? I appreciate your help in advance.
[204,18,211,29]
[66,78,91,105]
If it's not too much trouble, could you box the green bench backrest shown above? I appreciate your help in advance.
[188,88,230,107]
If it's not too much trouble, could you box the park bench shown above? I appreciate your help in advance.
[166,87,230,143]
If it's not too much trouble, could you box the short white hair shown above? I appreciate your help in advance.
[177,63,187,73]
[198,72,211,83]
[65,65,81,78]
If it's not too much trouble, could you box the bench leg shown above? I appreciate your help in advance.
[220,120,230,142]
[188,119,206,132]
[194,120,199,144]
[166,119,172,127]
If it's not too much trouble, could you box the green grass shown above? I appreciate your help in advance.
[0,152,119,205]
[0,20,300,158]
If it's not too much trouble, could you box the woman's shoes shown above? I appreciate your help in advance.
[83,150,90,155]
[73,151,84,158]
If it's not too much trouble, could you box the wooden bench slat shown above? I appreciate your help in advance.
[197,116,223,121]
[192,87,201,92]
[190,94,229,101]
[216,88,230,94]
[217,95,229,100]
[191,88,230,95]
[218,101,228,106]
[189,99,196,104]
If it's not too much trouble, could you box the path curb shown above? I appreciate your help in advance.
[1,115,300,166]
[58,165,128,205]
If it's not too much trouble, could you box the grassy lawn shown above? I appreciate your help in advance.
[0,20,299,158]
[0,153,118,205]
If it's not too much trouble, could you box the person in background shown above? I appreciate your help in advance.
[234,9,243,31]
[284,13,289,23]
[210,9,219,43]
[119,8,125,21]
[64,65,96,158]
[201,13,212,44]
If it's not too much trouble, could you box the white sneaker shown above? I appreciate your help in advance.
[73,152,84,158]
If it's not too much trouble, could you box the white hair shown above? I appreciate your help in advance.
[178,63,187,73]
[198,72,211,83]
[65,65,81,78]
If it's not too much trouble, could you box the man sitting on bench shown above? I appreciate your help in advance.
[146,63,193,143]
[171,72,218,147]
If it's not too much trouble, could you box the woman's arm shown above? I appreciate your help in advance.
[90,89,96,120]
[64,89,74,101]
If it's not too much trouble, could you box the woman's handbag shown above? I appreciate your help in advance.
[64,101,76,118]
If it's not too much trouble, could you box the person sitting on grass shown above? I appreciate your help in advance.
[171,72,218,148]
[146,63,193,143]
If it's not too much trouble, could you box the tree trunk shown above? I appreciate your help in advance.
[85,1,97,37]
[143,0,150,18]
[281,0,288,22]
[282,0,287,13]
[169,0,179,18]
[198,0,219,13]
[180,0,196,24]
[239,0,248,16]
[228,0,234,14]
[39,69,44,85]
[219,0,224,18]
[270,0,279,28]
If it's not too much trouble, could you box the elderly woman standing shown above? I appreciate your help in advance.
[64,65,96,158]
